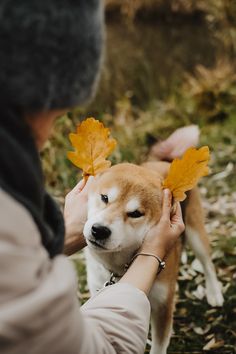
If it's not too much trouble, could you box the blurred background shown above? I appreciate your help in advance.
[42,1,236,352]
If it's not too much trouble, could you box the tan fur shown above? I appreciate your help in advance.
[90,163,164,227]
[85,161,223,354]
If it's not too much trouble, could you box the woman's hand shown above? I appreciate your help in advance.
[141,189,185,260]
[120,189,184,294]
[64,177,94,255]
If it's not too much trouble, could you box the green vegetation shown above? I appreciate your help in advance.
[41,2,236,352]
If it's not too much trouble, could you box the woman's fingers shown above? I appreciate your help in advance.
[72,179,86,194]
[171,202,185,233]
[161,189,172,222]
[172,202,182,219]
[80,176,95,195]
[70,176,95,195]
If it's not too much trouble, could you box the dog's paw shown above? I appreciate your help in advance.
[206,281,224,307]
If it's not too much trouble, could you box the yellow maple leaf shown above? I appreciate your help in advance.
[162,146,210,202]
[67,118,117,180]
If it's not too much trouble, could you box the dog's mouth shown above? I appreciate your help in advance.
[87,238,123,253]
[87,238,107,250]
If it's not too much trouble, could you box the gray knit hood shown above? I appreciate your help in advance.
[0,0,104,112]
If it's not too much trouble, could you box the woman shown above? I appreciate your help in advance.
[0,1,184,353]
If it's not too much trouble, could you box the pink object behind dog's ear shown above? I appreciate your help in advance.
[151,125,200,161]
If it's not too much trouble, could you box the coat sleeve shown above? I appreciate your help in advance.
[0,192,150,354]
[81,283,150,354]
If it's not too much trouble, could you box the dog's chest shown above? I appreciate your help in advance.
[85,248,137,291]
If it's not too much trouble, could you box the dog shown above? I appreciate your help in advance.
[83,161,224,354]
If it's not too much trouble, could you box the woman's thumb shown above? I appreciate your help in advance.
[161,189,172,219]
[80,176,95,195]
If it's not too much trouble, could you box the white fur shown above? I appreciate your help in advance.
[85,248,110,295]
[107,186,119,203]
[126,198,141,212]
[149,282,169,308]
[149,282,172,354]
[185,226,224,307]
[150,330,171,354]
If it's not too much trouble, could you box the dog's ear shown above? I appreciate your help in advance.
[142,161,170,179]
[93,168,112,182]
[95,170,108,179]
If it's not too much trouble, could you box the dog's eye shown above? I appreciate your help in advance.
[127,210,144,218]
[101,194,109,204]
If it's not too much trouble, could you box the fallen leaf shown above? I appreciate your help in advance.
[181,250,188,264]
[211,162,234,181]
[162,146,210,201]
[184,290,196,300]
[206,333,215,340]
[192,284,206,300]
[67,118,117,179]
[203,337,224,350]
[193,324,211,335]
[191,258,204,273]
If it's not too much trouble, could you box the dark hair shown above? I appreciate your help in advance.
[0,0,104,112]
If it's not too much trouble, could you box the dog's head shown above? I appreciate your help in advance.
[84,163,165,253]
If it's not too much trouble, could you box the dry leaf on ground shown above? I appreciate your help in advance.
[203,337,224,350]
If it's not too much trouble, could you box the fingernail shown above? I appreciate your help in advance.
[164,189,170,196]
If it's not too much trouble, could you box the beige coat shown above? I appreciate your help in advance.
[0,188,150,354]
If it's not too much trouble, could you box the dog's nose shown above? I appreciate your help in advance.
[91,223,111,240]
